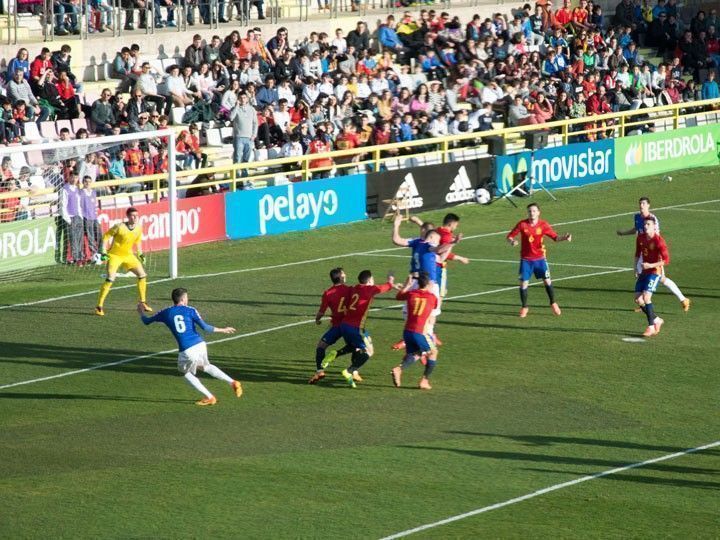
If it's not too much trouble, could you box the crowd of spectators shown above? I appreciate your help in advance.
[2,1,720,221]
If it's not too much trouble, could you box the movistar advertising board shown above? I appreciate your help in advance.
[495,140,615,195]
[615,124,720,179]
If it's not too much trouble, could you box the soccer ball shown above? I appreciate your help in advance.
[91,253,104,265]
[475,188,491,205]
[662,175,672,182]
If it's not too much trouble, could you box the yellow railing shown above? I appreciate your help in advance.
[1,97,719,217]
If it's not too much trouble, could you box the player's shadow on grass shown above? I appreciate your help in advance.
[557,285,720,300]
[191,298,317,309]
[263,291,319,299]
[446,300,621,313]
[445,432,720,456]
[0,392,187,404]
[399,446,720,477]
[369,315,623,336]
[521,468,720,490]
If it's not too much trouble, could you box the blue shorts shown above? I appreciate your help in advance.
[340,323,372,351]
[519,258,550,281]
[404,330,435,355]
[321,325,343,346]
[437,265,448,297]
[635,273,661,294]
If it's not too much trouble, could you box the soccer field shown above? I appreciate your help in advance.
[1,168,719,538]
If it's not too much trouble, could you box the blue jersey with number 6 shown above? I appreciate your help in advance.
[141,305,215,351]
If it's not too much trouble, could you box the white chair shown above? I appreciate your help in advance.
[205,128,222,146]
[22,122,44,143]
[171,107,186,125]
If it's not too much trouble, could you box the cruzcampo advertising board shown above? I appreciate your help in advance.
[615,124,720,179]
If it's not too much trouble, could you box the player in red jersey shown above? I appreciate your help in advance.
[390,213,468,351]
[634,217,668,337]
[339,269,396,388]
[309,267,356,384]
[507,203,572,318]
[618,196,690,312]
[391,272,439,390]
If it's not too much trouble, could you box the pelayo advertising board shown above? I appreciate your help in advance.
[615,124,720,179]
[495,139,615,195]
[224,174,367,239]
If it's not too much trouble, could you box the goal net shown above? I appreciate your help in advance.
[0,129,178,283]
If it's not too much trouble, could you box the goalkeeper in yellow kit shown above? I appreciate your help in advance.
[95,207,153,316]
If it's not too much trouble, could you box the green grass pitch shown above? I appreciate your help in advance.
[1,167,718,538]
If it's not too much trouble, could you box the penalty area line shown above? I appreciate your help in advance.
[0,267,629,391]
[379,440,720,540]
[0,198,715,313]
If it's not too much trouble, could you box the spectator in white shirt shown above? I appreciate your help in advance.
[318,73,335,96]
[331,28,348,54]
[277,79,296,106]
[428,111,449,137]
[165,65,196,107]
[370,71,390,94]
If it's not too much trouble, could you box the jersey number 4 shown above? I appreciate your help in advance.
[173,315,186,333]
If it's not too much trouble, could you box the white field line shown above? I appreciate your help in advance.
[0,268,629,391]
[662,208,720,214]
[0,198,716,313]
[379,440,720,540]
[370,253,628,271]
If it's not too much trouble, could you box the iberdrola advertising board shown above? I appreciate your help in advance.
[615,124,720,179]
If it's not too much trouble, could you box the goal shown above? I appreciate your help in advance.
[0,129,179,282]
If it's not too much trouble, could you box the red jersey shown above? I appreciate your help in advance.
[555,8,572,25]
[342,282,393,328]
[507,219,558,261]
[397,289,438,334]
[319,283,352,327]
[435,226,456,267]
[635,233,669,275]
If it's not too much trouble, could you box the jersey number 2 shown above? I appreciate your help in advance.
[173,315,186,333]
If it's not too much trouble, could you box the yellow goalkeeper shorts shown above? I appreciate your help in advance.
[107,254,143,276]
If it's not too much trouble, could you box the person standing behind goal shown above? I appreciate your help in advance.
[80,176,101,263]
[60,173,84,265]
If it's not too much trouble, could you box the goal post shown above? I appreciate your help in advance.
[0,128,179,282]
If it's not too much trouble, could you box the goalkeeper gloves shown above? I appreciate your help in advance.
[138,253,146,264]
[99,252,108,261]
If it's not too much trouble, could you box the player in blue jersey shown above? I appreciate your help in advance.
[391,213,454,346]
[138,287,242,406]
[617,197,690,312]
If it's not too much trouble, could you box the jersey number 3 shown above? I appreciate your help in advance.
[173,315,186,333]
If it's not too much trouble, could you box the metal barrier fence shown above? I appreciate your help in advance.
[31,0,458,40]
[40,0,280,41]
[1,97,719,218]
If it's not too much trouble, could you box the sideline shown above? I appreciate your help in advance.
[0,268,629,390]
[379,440,720,539]
[0,198,716,312]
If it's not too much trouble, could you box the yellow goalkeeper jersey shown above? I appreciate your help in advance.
[105,222,142,257]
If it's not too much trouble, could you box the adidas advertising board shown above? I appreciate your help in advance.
[365,159,492,216]
[494,140,615,195]
[614,124,720,179]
